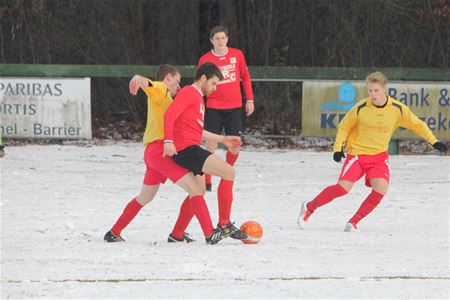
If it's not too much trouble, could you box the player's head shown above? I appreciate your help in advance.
[194,62,224,96]
[156,64,181,97]
[210,25,229,53]
[366,71,387,105]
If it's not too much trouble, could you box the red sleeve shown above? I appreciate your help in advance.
[238,50,254,101]
[164,89,191,141]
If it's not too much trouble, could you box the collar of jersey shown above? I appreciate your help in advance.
[211,48,229,57]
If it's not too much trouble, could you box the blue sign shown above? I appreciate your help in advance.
[320,82,357,111]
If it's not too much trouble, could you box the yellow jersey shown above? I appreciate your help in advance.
[142,80,173,145]
[333,96,438,155]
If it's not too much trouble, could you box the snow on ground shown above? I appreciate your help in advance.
[1,143,449,299]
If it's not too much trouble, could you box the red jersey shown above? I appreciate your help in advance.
[164,85,205,151]
[198,47,253,109]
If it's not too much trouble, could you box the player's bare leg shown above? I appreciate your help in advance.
[345,178,388,231]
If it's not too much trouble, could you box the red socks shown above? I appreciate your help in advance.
[205,174,212,185]
[170,195,195,239]
[307,184,348,212]
[226,151,239,166]
[217,179,234,226]
[349,191,384,225]
[190,195,214,237]
[111,198,143,236]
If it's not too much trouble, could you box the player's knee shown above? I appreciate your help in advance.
[372,186,388,196]
[136,195,153,206]
[337,181,353,193]
[224,165,235,181]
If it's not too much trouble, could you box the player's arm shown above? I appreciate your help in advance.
[202,130,242,149]
[163,90,191,156]
[129,75,150,95]
[238,51,255,116]
[396,105,443,150]
[333,106,358,153]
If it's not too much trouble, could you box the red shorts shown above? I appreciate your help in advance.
[142,140,190,185]
[339,152,390,187]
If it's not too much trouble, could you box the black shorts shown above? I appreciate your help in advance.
[172,145,212,176]
[204,107,243,135]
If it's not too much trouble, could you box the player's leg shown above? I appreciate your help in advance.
[204,108,224,191]
[202,154,246,239]
[169,176,206,243]
[223,108,243,166]
[298,155,363,228]
[174,173,226,244]
[104,153,165,242]
[346,155,390,231]
[157,148,224,244]
[106,184,160,240]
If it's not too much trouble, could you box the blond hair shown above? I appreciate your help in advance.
[365,71,387,86]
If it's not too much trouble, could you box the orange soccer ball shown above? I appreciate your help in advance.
[240,221,263,244]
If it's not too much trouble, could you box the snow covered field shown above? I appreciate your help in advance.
[1,143,449,299]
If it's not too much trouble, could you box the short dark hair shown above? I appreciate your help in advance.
[194,62,224,81]
[155,64,179,81]
[210,25,229,39]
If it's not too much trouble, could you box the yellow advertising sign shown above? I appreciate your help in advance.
[302,80,450,140]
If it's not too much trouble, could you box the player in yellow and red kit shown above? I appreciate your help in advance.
[298,71,447,232]
[198,25,254,192]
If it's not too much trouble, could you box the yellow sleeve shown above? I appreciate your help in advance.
[333,106,358,152]
[397,105,438,145]
[142,80,166,104]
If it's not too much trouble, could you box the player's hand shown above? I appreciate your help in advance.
[129,75,143,95]
[433,141,447,153]
[333,151,345,162]
[245,102,254,116]
[0,145,4,158]
[223,136,242,149]
[163,142,177,157]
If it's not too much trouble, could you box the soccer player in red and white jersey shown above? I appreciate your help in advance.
[298,71,447,232]
[164,62,248,240]
[104,65,238,244]
[198,25,254,192]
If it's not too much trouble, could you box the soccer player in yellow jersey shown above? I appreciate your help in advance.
[298,71,447,232]
[104,65,240,244]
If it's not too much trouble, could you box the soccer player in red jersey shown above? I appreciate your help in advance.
[164,62,248,240]
[298,71,447,231]
[198,25,254,192]
[104,65,238,244]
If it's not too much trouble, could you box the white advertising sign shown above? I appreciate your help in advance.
[0,77,91,139]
